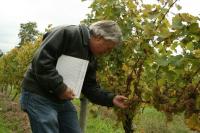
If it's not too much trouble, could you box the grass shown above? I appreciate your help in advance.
[0,114,11,133]
[134,107,194,133]
[73,99,124,133]
[0,94,197,133]
[0,92,30,133]
[74,98,195,133]
[0,95,11,133]
[86,114,123,133]
[85,106,195,133]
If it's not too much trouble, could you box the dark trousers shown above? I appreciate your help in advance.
[20,91,82,133]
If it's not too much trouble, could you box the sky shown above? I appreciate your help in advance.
[0,0,92,53]
[0,0,199,53]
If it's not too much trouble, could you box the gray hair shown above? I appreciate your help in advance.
[89,20,122,44]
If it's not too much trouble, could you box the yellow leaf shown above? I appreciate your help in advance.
[185,114,200,131]
[122,63,129,72]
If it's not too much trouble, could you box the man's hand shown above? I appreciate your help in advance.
[113,95,129,109]
[59,88,75,100]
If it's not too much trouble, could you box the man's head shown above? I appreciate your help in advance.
[89,20,122,56]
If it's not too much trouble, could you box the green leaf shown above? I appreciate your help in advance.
[195,96,200,110]
[180,13,198,23]
[157,78,166,86]
[166,70,177,81]
[172,15,183,29]
[188,23,200,34]
[171,43,178,51]
[186,42,194,51]
[175,4,182,11]
[157,56,168,66]
[158,27,171,39]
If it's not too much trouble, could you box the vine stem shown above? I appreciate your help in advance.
[155,0,178,30]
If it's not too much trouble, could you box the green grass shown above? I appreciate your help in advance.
[73,99,124,133]
[0,92,29,133]
[0,115,11,133]
[0,96,196,133]
[134,107,194,133]
[86,114,123,133]
[72,99,195,133]
[85,107,194,133]
[0,95,11,133]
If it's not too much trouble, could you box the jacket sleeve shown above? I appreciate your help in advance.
[82,59,115,107]
[32,28,68,97]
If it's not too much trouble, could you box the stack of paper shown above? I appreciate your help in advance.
[56,55,89,98]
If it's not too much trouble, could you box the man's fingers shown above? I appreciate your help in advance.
[59,87,76,100]
[113,95,129,109]
[72,93,76,97]
[118,96,128,102]
[69,90,76,97]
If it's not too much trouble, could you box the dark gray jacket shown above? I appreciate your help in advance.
[21,25,115,107]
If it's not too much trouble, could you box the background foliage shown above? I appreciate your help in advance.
[82,0,200,132]
[0,0,200,132]
[0,42,40,98]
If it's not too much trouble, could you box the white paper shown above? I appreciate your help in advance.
[56,55,89,98]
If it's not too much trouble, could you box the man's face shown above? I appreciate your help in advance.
[89,36,117,56]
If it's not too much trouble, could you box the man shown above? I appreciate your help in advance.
[20,20,128,133]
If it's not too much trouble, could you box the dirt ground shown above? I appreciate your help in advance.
[0,92,31,133]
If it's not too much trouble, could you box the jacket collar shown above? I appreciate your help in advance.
[79,25,90,46]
